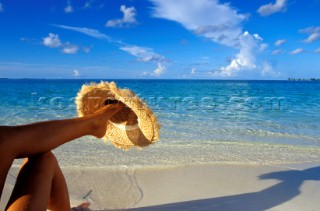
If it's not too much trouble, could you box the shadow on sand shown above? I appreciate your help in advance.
[121,166,320,211]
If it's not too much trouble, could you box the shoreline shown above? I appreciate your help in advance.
[3,140,320,210]
[2,161,320,210]
[11,140,320,168]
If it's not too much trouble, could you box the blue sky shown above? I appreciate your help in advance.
[0,0,320,79]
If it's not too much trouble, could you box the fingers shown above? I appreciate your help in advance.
[79,202,90,208]
[107,103,124,117]
[71,202,91,211]
[94,101,126,118]
[102,101,124,110]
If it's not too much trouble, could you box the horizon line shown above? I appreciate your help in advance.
[0,77,314,81]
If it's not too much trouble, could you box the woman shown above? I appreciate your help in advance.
[0,103,123,211]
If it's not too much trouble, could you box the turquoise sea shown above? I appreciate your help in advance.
[1,79,320,166]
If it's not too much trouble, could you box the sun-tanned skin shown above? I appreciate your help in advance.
[0,104,123,211]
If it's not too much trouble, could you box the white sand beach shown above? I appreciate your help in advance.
[2,0,320,209]
[2,161,320,211]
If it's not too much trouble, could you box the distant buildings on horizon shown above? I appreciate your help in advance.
[288,78,320,81]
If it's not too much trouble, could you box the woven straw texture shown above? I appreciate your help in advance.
[76,81,159,150]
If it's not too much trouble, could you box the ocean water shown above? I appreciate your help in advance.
[1,79,320,166]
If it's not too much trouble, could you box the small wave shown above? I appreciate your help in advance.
[51,140,320,167]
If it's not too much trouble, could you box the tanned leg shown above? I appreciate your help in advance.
[2,104,122,158]
[0,104,122,200]
[47,154,71,211]
[5,152,70,211]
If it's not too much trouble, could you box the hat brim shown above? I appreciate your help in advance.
[75,81,160,150]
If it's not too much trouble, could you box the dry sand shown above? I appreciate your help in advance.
[1,161,320,211]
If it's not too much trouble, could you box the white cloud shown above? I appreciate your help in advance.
[120,5,136,23]
[55,25,162,59]
[303,33,320,43]
[120,45,167,76]
[42,33,80,54]
[150,0,245,47]
[153,63,166,76]
[217,31,265,76]
[0,2,4,12]
[55,24,167,75]
[150,0,279,78]
[142,63,166,77]
[64,1,73,13]
[315,48,320,53]
[42,33,62,48]
[62,43,79,54]
[299,26,320,34]
[272,49,282,55]
[106,5,138,28]
[83,0,103,9]
[261,61,280,77]
[290,48,304,55]
[84,1,92,8]
[274,39,286,46]
[120,45,165,62]
[82,46,92,53]
[260,43,268,51]
[191,68,197,74]
[54,24,112,41]
[73,69,80,77]
[299,26,320,43]
[257,0,287,16]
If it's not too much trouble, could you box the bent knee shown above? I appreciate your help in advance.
[0,126,13,146]
[29,151,58,167]
[0,126,22,158]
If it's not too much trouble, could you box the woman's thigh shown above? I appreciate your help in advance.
[5,152,70,211]
[0,135,15,201]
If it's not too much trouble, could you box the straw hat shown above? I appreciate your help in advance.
[75,81,160,150]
